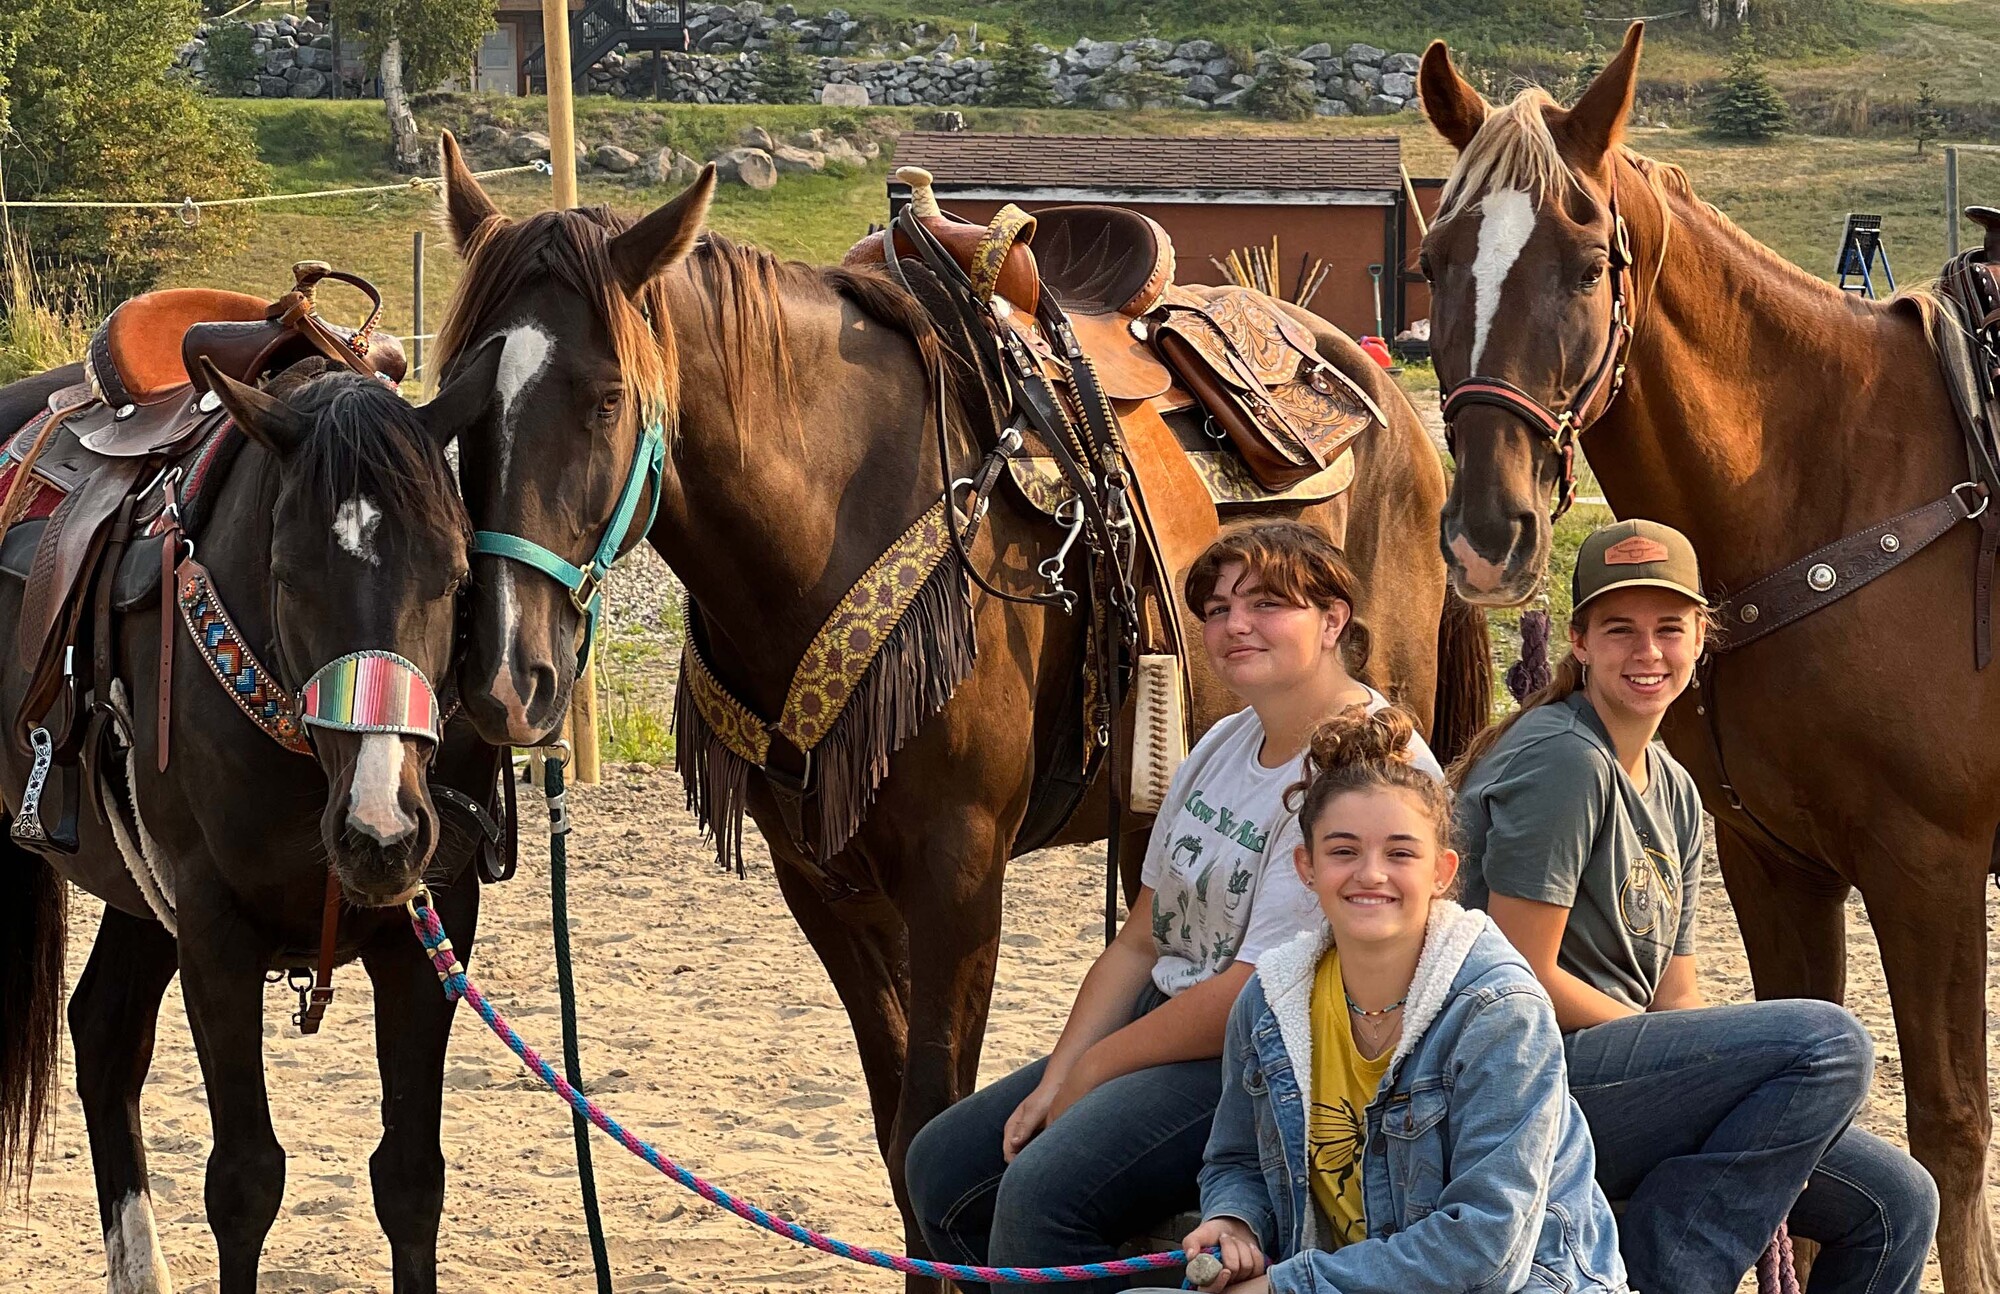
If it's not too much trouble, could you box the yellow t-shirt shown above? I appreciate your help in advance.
[1309,946,1394,1246]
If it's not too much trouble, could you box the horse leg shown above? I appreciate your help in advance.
[70,906,180,1294]
[1861,829,1997,1294]
[362,880,479,1294]
[177,909,285,1294]
[890,818,1007,1288]
[771,862,910,1163]
[1716,820,1849,1003]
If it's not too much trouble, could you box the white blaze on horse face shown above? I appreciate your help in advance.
[1469,187,1538,373]
[333,495,382,565]
[347,733,417,845]
[105,1189,173,1294]
[494,323,555,487]
[485,562,534,731]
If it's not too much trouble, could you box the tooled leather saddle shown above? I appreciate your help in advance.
[0,263,406,853]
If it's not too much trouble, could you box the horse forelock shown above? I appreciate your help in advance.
[286,372,469,544]
[433,206,677,441]
[1437,87,1578,224]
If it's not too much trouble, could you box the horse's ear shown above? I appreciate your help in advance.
[1562,22,1644,161]
[608,164,717,297]
[202,358,311,457]
[1419,41,1488,152]
[440,130,504,255]
[418,336,504,448]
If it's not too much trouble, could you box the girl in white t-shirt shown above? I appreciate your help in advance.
[907,519,1441,1291]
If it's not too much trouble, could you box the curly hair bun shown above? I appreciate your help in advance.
[1305,703,1417,777]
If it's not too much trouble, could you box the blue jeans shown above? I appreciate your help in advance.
[1564,1000,1938,1294]
[906,1000,1221,1294]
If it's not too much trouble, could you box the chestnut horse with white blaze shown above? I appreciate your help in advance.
[1420,24,1996,1290]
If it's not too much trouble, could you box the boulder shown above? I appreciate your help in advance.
[712,146,778,189]
[822,136,867,167]
[770,143,825,173]
[1174,39,1221,60]
[256,75,289,96]
[1298,42,1333,60]
[789,128,826,148]
[1083,41,1120,70]
[508,131,553,162]
[819,79,869,107]
[1344,42,1387,64]
[936,32,959,53]
[641,148,703,185]
[738,123,776,151]
[1213,88,1247,109]
[1185,74,1220,97]
[1384,51,1421,73]
[594,144,640,172]
[1380,71,1416,99]
[1201,56,1234,77]
[1314,98,1351,116]
[734,0,763,18]
[466,123,511,149]
[1365,93,1404,114]
[290,69,327,97]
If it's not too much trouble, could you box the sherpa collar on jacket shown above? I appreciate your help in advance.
[1251,900,1491,1094]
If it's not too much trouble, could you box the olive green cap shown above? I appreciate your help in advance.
[1571,519,1707,612]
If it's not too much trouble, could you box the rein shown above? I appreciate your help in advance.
[471,418,667,670]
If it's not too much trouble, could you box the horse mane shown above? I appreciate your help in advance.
[1444,85,1931,328]
[431,204,677,439]
[284,368,469,535]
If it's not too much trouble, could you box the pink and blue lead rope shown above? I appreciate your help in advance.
[409,896,1203,1286]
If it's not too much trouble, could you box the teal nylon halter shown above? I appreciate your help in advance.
[471,421,667,668]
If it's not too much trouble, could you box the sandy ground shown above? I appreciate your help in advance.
[2,756,1992,1294]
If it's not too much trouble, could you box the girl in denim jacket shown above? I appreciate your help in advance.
[1140,705,1627,1294]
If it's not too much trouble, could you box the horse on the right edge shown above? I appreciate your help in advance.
[1420,23,1998,1292]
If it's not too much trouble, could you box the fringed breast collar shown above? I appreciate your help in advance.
[673,497,976,888]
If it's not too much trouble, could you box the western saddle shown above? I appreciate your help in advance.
[844,168,1382,824]
[0,262,406,853]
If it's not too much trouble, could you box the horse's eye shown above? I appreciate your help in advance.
[1578,264,1607,291]
[597,390,624,416]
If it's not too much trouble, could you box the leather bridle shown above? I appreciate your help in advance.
[1439,184,1638,521]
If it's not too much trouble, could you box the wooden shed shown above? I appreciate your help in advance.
[890,132,1430,340]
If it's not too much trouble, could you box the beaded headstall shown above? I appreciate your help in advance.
[178,561,443,754]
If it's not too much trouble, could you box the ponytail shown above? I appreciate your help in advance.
[1447,651,1588,790]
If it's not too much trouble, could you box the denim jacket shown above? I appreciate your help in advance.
[1200,902,1629,1294]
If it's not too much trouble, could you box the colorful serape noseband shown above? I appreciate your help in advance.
[300,650,441,743]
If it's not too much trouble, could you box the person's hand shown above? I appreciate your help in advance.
[1001,1079,1060,1163]
[1182,1216,1268,1292]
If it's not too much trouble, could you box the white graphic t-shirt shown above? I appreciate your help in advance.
[1139,690,1444,997]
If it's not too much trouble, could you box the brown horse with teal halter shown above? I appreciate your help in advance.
[1421,25,2000,1290]
[429,133,1489,1276]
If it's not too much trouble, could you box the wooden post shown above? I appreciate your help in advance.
[1946,146,1960,260]
[571,639,601,784]
[542,0,578,208]
[411,229,426,395]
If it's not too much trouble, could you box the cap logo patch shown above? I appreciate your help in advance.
[1604,536,1671,565]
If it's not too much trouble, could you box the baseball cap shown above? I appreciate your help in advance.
[1571,519,1707,612]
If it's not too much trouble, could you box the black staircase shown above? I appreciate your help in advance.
[523,0,688,93]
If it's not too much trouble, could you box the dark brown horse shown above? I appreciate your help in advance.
[0,354,505,1294]
[428,135,1488,1264]
[1420,26,1996,1291]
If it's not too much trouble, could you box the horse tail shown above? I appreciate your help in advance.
[1429,587,1493,769]
[0,840,65,1195]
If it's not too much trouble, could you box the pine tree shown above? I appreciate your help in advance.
[757,28,813,105]
[1914,79,1942,156]
[1705,30,1790,141]
[1090,16,1180,111]
[985,19,1051,107]
[1242,47,1316,121]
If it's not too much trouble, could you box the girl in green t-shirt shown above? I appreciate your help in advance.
[1454,519,1937,1294]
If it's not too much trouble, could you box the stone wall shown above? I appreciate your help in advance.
[178,13,366,100]
[178,2,1422,114]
